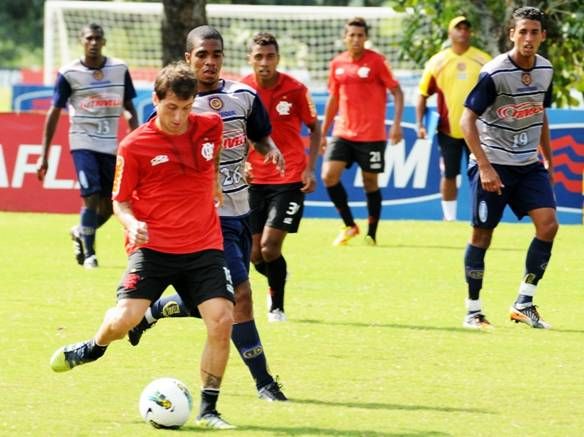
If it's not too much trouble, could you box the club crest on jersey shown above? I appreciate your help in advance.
[92,70,104,80]
[201,142,214,161]
[521,72,532,86]
[276,100,292,115]
[357,66,370,78]
[208,97,223,111]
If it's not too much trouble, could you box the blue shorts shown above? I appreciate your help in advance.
[468,160,556,229]
[71,150,116,198]
[221,215,252,287]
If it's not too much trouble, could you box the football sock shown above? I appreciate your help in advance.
[96,213,109,228]
[150,295,192,319]
[465,298,482,315]
[199,388,220,416]
[87,338,107,359]
[464,244,486,300]
[80,207,97,257]
[366,189,382,239]
[266,256,287,311]
[326,183,355,227]
[254,261,267,277]
[515,238,553,307]
[231,320,273,390]
[441,200,457,221]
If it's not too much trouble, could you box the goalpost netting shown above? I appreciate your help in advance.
[44,1,417,91]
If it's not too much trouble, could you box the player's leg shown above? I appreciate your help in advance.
[223,216,287,400]
[249,184,269,278]
[462,162,507,329]
[508,164,558,328]
[50,249,166,371]
[438,133,465,221]
[95,152,116,227]
[322,138,358,245]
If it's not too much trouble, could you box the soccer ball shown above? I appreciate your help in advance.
[139,377,193,429]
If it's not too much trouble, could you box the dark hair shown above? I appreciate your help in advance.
[511,6,545,29]
[345,17,368,36]
[80,23,104,38]
[154,61,197,100]
[185,25,224,53]
[248,32,279,54]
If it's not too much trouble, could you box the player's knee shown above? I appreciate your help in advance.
[207,309,234,342]
[538,218,559,241]
[470,228,492,248]
[260,244,281,263]
[104,307,140,336]
[321,170,339,187]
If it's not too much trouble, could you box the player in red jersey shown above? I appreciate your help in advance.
[321,17,404,246]
[49,62,237,429]
[241,32,321,322]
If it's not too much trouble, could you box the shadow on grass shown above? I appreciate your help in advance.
[295,319,480,334]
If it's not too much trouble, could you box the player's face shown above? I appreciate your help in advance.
[248,44,279,84]
[510,18,546,59]
[185,38,224,91]
[344,25,367,56]
[153,91,194,136]
[80,29,105,60]
[449,23,471,46]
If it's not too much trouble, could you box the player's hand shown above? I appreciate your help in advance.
[388,124,403,145]
[301,169,316,193]
[128,220,149,246]
[320,136,328,154]
[214,181,224,208]
[36,156,48,181]
[544,160,555,185]
[417,126,427,139]
[244,161,253,183]
[264,147,285,175]
[479,164,504,195]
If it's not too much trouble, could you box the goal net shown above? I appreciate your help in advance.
[44,1,415,90]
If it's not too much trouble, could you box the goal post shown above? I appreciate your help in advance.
[44,1,413,90]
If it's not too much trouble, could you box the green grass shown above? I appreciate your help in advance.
[1,212,583,436]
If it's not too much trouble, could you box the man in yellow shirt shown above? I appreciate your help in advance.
[416,16,491,221]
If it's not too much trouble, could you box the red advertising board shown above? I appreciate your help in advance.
[0,113,128,213]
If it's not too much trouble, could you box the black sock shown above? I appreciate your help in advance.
[464,244,486,301]
[199,388,219,417]
[266,256,287,311]
[254,261,267,277]
[231,320,273,389]
[524,238,553,285]
[326,183,355,227]
[88,338,107,359]
[366,189,382,239]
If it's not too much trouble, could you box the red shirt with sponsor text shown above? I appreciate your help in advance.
[242,72,317,184]
[328,49,399,142]
[113,112,223,255]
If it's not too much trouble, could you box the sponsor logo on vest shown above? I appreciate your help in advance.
[79,94,122,110]
[496,102,543,120]
[222,133,246,149]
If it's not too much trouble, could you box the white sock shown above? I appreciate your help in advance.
[441,200,457,221]
[144,307,157,324]
[465,298,481,313]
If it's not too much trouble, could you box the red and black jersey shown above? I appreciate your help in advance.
[113,112,223,255]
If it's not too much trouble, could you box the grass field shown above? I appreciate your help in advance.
[1,212,583,436]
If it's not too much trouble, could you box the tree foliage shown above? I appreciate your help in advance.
[0,0,44,68]
[387,0,584,107]
[161,0,207,66]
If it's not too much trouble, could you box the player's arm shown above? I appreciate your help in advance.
[460,108,503,195]
[113,200,149,246]
[123,99,139,131]
[388,84,404,145]
[416,94,428,139]
[252,136,285,175]
[320,93,338,152]
[301,119,321,193]
[538,111,554,184]
[36,106,62,181]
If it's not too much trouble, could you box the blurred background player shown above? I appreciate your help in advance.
[241,32,321,322]
[128,26,288,402]
[460,7,557,330]
[320,16,403,246]
[416,16,491,221]
[50,61,236,430]
[36,23,138,269]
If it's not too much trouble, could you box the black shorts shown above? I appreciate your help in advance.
[437,132,469,178]
[249,183,305,234]
[116,248,235,313]
[324,137,386,173]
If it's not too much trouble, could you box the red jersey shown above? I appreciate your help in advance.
[242,72,317,184]
[328,49,399,142]
[113,112,223,255]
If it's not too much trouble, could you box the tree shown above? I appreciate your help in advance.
[387,0,584,107]
[161,0,207,66]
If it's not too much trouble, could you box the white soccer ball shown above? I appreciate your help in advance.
[139,377,193,429]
